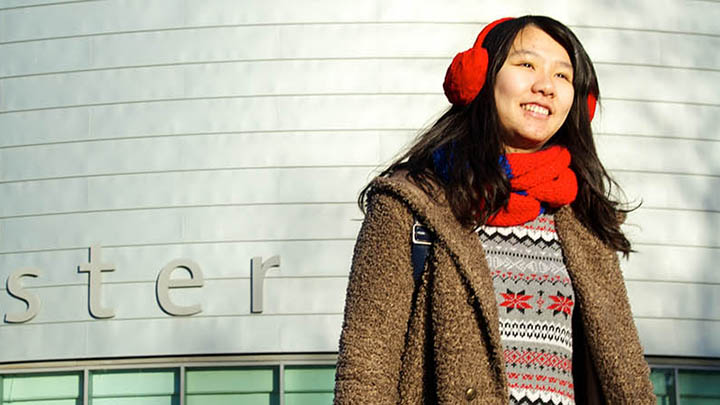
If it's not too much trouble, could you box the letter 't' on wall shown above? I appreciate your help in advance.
[250,255,280,313]
[156,259,204,316]
[78,245,116,319]
[5,268,42,323]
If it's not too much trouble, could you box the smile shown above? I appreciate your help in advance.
[522,103,550,116]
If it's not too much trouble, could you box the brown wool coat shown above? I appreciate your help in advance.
[334,175,656,404]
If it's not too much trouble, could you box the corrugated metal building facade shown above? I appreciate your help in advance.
[0,0,718,403]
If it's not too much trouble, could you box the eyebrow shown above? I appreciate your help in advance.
[508,49,573,70]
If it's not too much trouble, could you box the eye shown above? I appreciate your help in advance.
[520,62,533,69]
[555,72,572,81]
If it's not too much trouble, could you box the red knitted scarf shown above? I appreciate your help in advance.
[486,145,578,227]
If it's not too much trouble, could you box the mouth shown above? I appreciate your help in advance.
[521,103,551,116]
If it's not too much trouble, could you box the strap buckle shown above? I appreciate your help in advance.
[412,222,433,246]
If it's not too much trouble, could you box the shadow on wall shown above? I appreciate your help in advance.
[572,0,720,358]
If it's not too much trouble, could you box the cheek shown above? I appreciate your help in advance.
[493,69,522,105]
[495,76,520,101]
[557,88,575,116]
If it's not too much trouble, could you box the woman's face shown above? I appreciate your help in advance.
[494,25,575,153]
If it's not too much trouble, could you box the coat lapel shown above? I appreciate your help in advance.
[370,176,505,371]
[554,204,619,390]
[554,204,618,301]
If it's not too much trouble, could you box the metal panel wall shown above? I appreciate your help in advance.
[0,0,718,362]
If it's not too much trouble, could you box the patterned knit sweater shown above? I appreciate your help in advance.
[477,213,575,405]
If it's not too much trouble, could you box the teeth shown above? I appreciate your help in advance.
[522,104,549,115]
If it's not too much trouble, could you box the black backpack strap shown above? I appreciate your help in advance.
[411,219,434,283]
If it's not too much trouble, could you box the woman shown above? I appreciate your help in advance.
[334,15,656,405]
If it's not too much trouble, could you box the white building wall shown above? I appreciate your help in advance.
[0,0,718,362]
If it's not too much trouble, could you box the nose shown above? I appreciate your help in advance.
[532,72,555,97]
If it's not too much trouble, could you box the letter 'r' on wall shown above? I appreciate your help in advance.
[156,259,204,316]
[251,255,280,313]
[5,268,42,323]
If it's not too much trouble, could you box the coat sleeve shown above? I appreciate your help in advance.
[334,191,417,405]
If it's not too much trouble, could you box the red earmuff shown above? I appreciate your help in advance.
[443,17,513,106]
[443,17,598,122]
[587,92,597,121]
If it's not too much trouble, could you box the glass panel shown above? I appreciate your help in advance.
[678,369,720,404]
[186,367,278,405]
[284,365,335,405]
[89,369,178,405]
[1,372,82,405]
[650,368,676,405]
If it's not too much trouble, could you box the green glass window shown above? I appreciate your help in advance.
[651,368,676,405]
[678,369,720,404]
[185,367,279,405]
[651,367,720,405]
[89,369,179,405]
[1,372,82,405]
[284,365,335,405]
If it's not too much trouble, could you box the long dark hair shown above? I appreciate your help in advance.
[360,15,635,256]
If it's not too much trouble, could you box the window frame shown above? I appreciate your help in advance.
[0,354,337,405]
[648,356,720,405]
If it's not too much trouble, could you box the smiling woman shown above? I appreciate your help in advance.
[334,15,656,405]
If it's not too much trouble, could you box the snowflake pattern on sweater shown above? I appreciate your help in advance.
[477,213,576,405]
